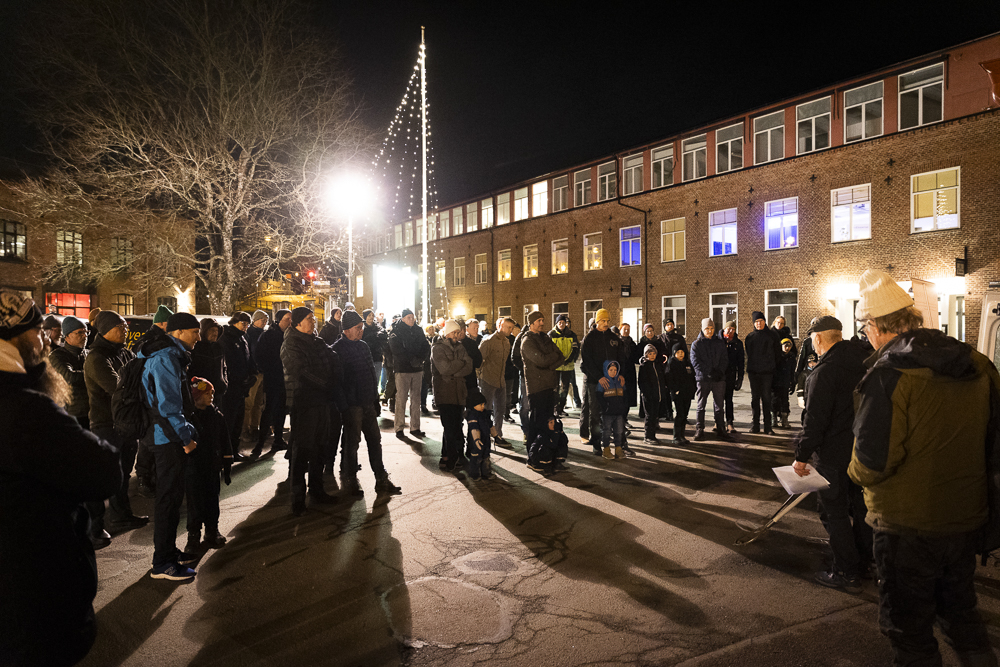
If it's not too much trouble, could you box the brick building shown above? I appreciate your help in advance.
[356,32,1000,347]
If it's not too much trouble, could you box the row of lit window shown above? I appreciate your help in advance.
[0,225,135,268]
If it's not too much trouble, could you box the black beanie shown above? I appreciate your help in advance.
[291,307,312,327]
[166,312,200,332]
[94,310,126,335]
[274,309,291,324]
[342,310,364,331]
[467,389,487,409]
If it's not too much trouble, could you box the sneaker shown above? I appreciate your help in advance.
[621,446,636,458]
[643,438,658,445]
[395,430,406,440]
[184,533,204,555]
[411,430,426,438]
[374,474,402,495]
[494,436,512,448]
[341,478,365,497]
[527,461,547,473]
[814,570,862,594]
[177,551,199,566]
[150,562,196,581]
[602,446,613,460]
[203,532,227,548]
[91,529,111,550]
[727,424,738,434]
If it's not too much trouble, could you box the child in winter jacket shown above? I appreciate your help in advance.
[465,390,495,480]
[771,338,796,429]
[637,344,664,444]
[185,378,233,553]
[666,344,696,444]
[527,417,570,474]
[596,360,629,459]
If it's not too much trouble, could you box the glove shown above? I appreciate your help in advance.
[222,459,232,485]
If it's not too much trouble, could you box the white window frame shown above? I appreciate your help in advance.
[531,181,548,217]
[716,123,743,174]
[899,63,944,131]
[427,213,438,241]
[452,206,463,236]
[754,110,784,165]
[523,304,540,326]
[523,244,538,279]
[662,295,687,338]
[481,198,493,228]
[574,168,591,207]
[474,253,487,284]
[765,197,799,250]
[584,300,603,327]
[660,218,685,263]
[394,224,403,248]
[911,167,960,233]
[597,161,616,201]
[651,145,674,188]
[709,292,738,332]
[551,238,568,275]
[466,203,478,232]
[497,193,510,225]
[552,175,568,212]
[831,184,872,242]
[415,217,424,244]
[765,288,799,338]
[435,260,446,289]
[583,232,602,271]
[709,208,737,257]
[620,225,641,267]
[622,154,643,195]
[681,134,707,182]
[440,212,450,238]
[796,97,831,155]
[498,249,512,281]
[552,302,569,328]
[514,187,529,221]
[844,81,884,143]
[454,256,466,287]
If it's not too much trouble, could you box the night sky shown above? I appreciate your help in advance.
[3,1,1000,207]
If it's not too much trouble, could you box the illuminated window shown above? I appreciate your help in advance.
[56,230,83,266]
[427,213,438,241]
[356,275,364,298]
[765,198,799,249]
[584,232,602,271]
[415,217,424,244]
[900,63,943,130]
[474,253,487,284]
[552,175,568,212]
[620,226,640,266]
[574,168,591,207]
[597,161,616,201]
[754,111,784,164]
[498,249,511,281]
[497,193,510,225]
[452,206,463,235]
[831,185,872,242]
[0,221,26,260]
[766,289,799,337]
[466,203,478,231]
[551,238,568,275]
[523,303,539,325]
[796,97,830,154]
[46,292,91,318]
[660,218,685,262]
[682,135,707,181]
[716,123,743,173]
[514,187,529,221]
[651,145,674,188]
[481,198,493,228]
[622,154,643,195]
[523,244,538,278]
[111,293,134,316]
[709,209,737,256]
[662,296,687,337]
[454,257,465,287]
[435,260,446,289]
[440,212,450,238]
[911,167,959,232]
[845,81,883,142]
[531,181,547,217]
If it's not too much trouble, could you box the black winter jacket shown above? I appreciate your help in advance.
[318,320,342,345]
[580,328,623,383]
[49,343,89,419]
[220,325,256,394]
[461,335,483,394]
[389,321,431,374]
[362,321,389,362]
[638,356,663,401]
[721,333,745,386]
[84,334,135,430]
[667,356,697,400]
[745,327,781,374]
[280,327,340,409]
[190,340,229,398]
[253,325,286,388]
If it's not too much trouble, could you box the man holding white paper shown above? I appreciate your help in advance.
[791,315,871,593]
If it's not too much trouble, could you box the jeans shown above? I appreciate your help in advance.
[152,442,187,568]
[394,371,423,432]
[479,379,507,438]
[723,375,739,424]
[518,375,529,436]
[601,414,624,450]
[815,462,872,578]
[341,405,386,479]
[874,529,994,666]
[695,379,726,426]
[748,372,773,428]
[527,388,555,446]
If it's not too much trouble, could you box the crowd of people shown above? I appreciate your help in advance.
[2,265,999,666]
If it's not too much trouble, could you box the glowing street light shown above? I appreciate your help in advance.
[326,173,373,304]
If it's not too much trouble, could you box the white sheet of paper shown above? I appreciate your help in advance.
[772,464,830,494]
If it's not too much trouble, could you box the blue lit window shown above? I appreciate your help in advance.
[620,226,641,266]
[709,209,737,256]
[765,198,798,250]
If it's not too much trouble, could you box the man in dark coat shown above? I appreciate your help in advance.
[579,308,623,452]
[189,318,228,401]
[744,310,781,434]
[0,292,122,667]
[389,308,431,439]
[659,319,686,419]
[49,315,90,429]
[219,312,257,459]
[719,320,745,434]
[690,318,730,441]
[459,319,483,396]
[243,309,269,442]
[362,308,388,384]
[520,311,565,446]
[791,316,871,592]
[252,309,291,457]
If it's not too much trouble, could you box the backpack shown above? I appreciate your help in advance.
[112,357,152,440]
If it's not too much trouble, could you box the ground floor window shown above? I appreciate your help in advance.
[584,300,603,328]
[765,289,798,337]
[662,295,686,337]
[498,306,512,321]
[112,293,135,316]
[710,293,737,332]
[523,303,539,326]
[46,292,91,318]
[552,302,568,328]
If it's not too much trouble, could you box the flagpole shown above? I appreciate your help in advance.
[420,27,429,326]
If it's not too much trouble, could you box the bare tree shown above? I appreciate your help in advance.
[10,0,372,313]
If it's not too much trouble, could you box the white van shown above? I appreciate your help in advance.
[977,290,1000,371]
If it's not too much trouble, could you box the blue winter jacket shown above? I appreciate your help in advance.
[690,332,727,384]
[139,336,197,445]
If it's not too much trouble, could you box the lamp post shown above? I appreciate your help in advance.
[327,174,371,306]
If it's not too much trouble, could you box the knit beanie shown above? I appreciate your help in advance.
[165,312,200,332]
[362,308,374,319]
[467,389,487,409]
[61,316,86,336]
[94,310,126,335]
[0,291,43,340]
[228,311,251,326]
[724,320,736,330]
[527,310,544,325]
[290,307,313,327]
[752,311,766,323]
[556,313,569,323]
[274,309,291,325]
[672,343,685,354]
[594,308,611,323]
[442,319,460,337]
[856,269,913,319]
[342,310,364,331]
[190,377,214,403]
[153,304,174,324]
[252,309,269,324]
[643,343,657,356]
[701,317,714,329]
[401,308,414,319]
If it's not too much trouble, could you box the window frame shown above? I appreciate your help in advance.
[474,253,488,285]
[531,181,548,217]
[709,208,738,257]
[481,198,494,228]
[56,230,83,267]
[498,249,512,281]
[899,63,944,131]
[709,292,738,332]
[844,81,884,143]
[466,203,478,232]
[681,134,707,182]
[662,295,687,338]
[552,302,569,328]
[764,197,799,250]
[111,237,134,269]
[435,260,446,289]
[597,161,617,202]
[715,123,744,174]
[112,293,134,316]
[620,225,641,267]
[754,110,784,165]
[660,218,686,263]
[584,299,604,328]
[453,256,466,287]
[551,238,569,275]
[45,292,91,318]
[583,232,602,271]
[651,145,674,188]
[910,167,960,233]
[552,175,568,212]
[523,244,539,279]
[796,97,831,155]
[574,168,592,207]
[452,206,464,236]
[622,154,643,195]
[2,221,28,260]
[765,288,799,338]
[831,184,872,243]
[497,193,510,225]
[514,187,529,221]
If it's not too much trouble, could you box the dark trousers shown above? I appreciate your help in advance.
[673,395,692,437]
[437,404,465,463]
[641,392,660,439]
[723,375,738,424]
[579,382,602,442]
[325,406,342,469]
[421,374,431,409]
[90,426,138,530]
[816,462,873,578]
[507,373,520,413]
[748,372,773,427]
[341,404,386,478]
[219,388,246,453]
[135,436,155,481]
[258,383,287,445]
[185,448,220,534]
[772,384,791,416]
[289,404,329,501]
[152,442,187,568]
[527,388,556,445]
[556,370,580,410]
[874,529,994,666]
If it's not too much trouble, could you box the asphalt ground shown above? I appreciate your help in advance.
[79,386,1000,666]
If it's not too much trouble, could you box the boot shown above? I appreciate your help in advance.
[763,413,775,435]
[780,412,790,429]
[771,413,779,429]
[249,444,262,460]
[693,414,707,441]
[203,528,227,548]
[374,473,402,495]
[184,530,203,554]
[715,411,732,441]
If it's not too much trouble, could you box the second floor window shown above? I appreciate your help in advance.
[466,203,478,231]
[682,135,707,181]
[56,230,83,266]
[661,218,685,262]
[112,293,134,316]
[405,221,413,246]
[709,209,737,257]
[832,185,872,242]
[912,167,959,232]
[523,244,538,278]
[797,97,831,154]
[900,63,943,130]
[651,145,674,188]
[452,206,463,235]
[481,198,494,228]
[498,249,511,281]
[532,181,547,216]
[845,81,883,142]
[620,226,640,266]
[597,161,616,201]
[395,223,404,246]
[765,198,799,249]
[574,168,591,207]
[622,154,643,195]
[552,238,568,275]
[1,221,27,260]
[754,110,784,164]
[111,238,133,269]
[552,175,568,212]
[716,123,743,173]
[475,253,487,284]
[454,257,465,286]
[584,232,602,271]
[497,193,510,225]
[514,187,529,221]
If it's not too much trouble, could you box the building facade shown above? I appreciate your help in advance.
[356,33,1000,346]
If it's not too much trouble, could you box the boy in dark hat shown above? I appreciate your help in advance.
[667,344,696,444]
[465,389,495,479]
[185,378,233,553]
[527,416,569,475]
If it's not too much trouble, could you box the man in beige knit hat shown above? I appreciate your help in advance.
[848,268,1000,666]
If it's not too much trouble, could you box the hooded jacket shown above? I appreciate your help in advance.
[720,331,745,386]
[389,320,432,374]
[667,348,696,401]
[548,326,579,372]
[690,331,727,384]
[220,324,256,392]
[595,360,627,415]
[849,329,1000,535]
[138,335,197,445]
[84,333,135,430]
[521,329,565,395]
[637,353,663,401]
[431,337,473,406]
[253,325,286,388]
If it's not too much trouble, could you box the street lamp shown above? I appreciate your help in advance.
[326,174,372,305]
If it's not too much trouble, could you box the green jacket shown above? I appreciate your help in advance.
[848,329,1000,535]
[548,327,579,372]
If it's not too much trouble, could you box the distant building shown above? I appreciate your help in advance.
[357,32,1000,346]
